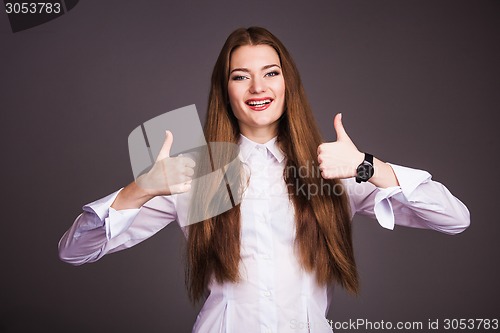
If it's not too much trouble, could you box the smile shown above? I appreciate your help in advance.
[245,98,273,111]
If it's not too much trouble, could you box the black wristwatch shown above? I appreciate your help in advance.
[356,153,374,183]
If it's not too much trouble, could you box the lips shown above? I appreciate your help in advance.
[245,98,274,111]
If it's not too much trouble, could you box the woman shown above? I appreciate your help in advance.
[59,27,470,333]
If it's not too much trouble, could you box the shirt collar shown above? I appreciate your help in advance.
[239,134,286,164]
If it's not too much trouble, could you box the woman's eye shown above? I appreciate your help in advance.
[232,75,247,81]
[265,71,280,77]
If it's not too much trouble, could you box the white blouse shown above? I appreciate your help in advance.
[58,135,470,333]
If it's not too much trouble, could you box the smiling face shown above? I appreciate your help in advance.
[228,44,286,143]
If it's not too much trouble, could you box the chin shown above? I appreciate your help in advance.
[251,117,281,128]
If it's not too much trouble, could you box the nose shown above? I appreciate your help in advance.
[249,76,266,94]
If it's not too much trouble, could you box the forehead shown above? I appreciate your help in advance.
[230,45,281,69]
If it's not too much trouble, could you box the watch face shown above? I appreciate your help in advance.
[356,163,374,181]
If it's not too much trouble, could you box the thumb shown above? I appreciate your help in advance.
[333,113,351,142]
[156,130,173,161]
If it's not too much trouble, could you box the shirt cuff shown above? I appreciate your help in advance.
[374,186,401,230]
[82,189,122,221]
[105,207,140,240]
[371,164,432,230]
[388,163,432,201]
[82,189,140,240]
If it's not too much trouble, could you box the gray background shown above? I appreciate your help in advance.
[1,0,499,332]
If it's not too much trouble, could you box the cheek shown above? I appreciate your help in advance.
[228,84,244,105]
[227,85,244,120]
[274,78,286,99]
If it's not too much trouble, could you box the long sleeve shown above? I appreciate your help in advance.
[58,189,178,265]
[344,163,470,235]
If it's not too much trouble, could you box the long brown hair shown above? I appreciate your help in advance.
[186,27,358,302]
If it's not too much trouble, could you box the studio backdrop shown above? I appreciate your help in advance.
[1,1,499,332]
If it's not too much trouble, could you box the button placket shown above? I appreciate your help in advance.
[245,143,278,333]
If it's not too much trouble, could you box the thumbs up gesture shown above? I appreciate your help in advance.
[136,130,196,196]
[317,114,364,179]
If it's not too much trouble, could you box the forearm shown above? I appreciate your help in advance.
[349,163,470,234]
[59,189,136,265]
[369,157,400,189]
[59,188,178,265]
[111,181,155,210]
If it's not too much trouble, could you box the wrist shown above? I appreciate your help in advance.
[111,181,156,210]
[351,151,364,177]
[368,158,400,188]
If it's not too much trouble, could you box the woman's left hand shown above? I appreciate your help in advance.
[317,113,364,179]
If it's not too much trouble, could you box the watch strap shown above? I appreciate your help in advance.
[365,153,373,166]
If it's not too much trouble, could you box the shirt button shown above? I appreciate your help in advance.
[263,290,271,297]
[262,253,271,260]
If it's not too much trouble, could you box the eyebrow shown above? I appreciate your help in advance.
[229,64,281,74]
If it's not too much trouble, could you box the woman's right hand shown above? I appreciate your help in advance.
[136,130,196,196]
[111,131,195,210]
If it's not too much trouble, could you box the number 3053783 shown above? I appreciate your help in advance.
[5,2,61,14]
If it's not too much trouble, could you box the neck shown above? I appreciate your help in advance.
[238,124,278,144]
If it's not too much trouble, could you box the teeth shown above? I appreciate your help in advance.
[247,99,271,106]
